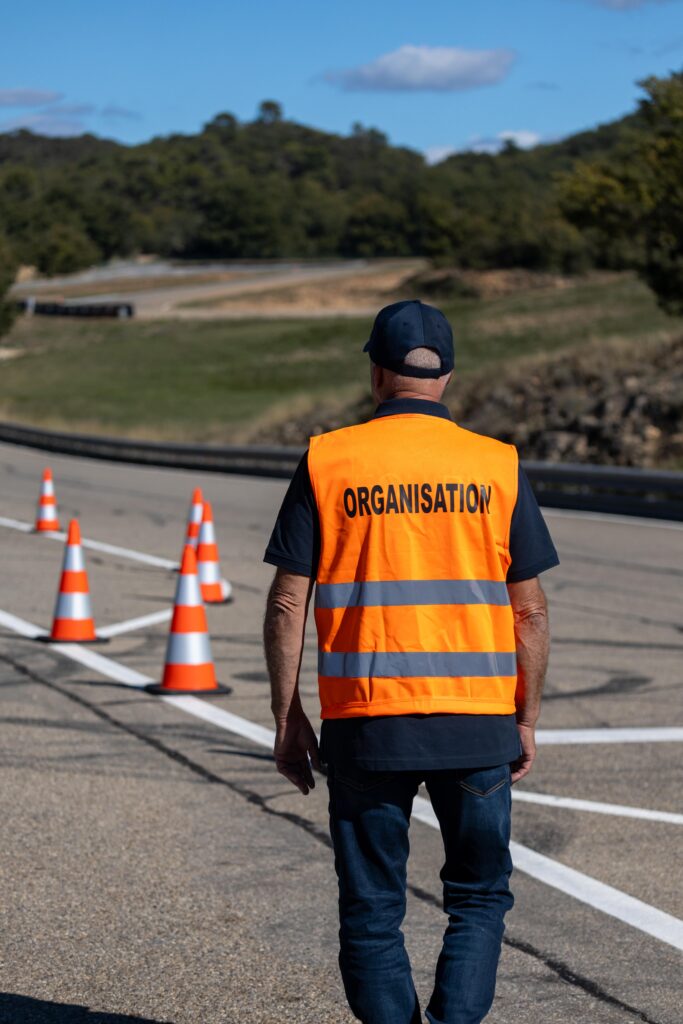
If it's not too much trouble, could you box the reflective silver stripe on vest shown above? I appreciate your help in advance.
[315,579,510,609]
[318,650,516,678]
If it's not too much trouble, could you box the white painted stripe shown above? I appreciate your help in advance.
[50,642,151,686]
[537,727,683,745]
[513,790,683,825]
[98,608,173,639]
[0,515,177,569]
[410,797,683,952]
[0,516,33,533]
[508,839,683,950]
[541,507,683,531]
[79,537,177,570]
[0,608,46,638]
[161,695,276,748]
[2,605,682,952]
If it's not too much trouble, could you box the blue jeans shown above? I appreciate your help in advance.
[327,763,514,1024]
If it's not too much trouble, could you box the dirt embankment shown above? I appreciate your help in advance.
[251,333,683,469]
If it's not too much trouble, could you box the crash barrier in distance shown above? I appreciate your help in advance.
[16,299,134,319]
[0,420,681,521]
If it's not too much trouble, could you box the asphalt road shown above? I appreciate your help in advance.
[0,440,681,1024]
[12,260,376,318]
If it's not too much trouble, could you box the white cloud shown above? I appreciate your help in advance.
[426,130,542,162]
[464,129,542,154]
[0,88,63,108]
[325,45,515,92]
[499,129,541,148]
[49,102,96,116]
[425,145,459,165]
[101,104,141,120]
[0,112,86,136]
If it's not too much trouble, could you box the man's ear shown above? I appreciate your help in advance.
[371,363,384,401]
[442,371,453,392]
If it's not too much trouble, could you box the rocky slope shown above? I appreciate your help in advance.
[252,333,683,469]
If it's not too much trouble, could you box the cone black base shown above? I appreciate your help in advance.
[146,682,233,696]
[36,635,110,645]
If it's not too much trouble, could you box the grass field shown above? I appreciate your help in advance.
[1,273,680,442]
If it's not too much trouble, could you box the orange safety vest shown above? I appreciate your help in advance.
[308,412,519,720]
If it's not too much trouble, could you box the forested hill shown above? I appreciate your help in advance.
[0,98,648,277]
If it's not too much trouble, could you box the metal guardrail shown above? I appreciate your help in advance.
[0,421,681,520]
[16,299,135,319]
[0,421,302,479]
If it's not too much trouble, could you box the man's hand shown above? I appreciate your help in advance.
[511,722,536,784]
[274,710,321,795]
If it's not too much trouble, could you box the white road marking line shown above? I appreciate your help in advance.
[1,605,681,746]
[0,608,46,639]
[410,799,683,952]
[0,516,34,534]
[508,840,683,950]
[52,643,152,686]
[0,516,177,569]
[98,608,173,638]
[2,604,683,951]
[541,507,683,531]
[536,727,683,745]
[161,695,277,748]
[512,790,683,825]
[79,537,177,570]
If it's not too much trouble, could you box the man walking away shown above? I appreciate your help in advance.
[263,300,558,1024]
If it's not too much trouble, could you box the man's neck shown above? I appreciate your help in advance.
[382,390,442,403]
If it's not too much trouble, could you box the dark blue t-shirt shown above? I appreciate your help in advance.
[264,398,559,770]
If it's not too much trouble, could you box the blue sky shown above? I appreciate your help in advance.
[1,0,681,160]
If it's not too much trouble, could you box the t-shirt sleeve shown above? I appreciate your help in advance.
[263,451,320,577]
[506,463,560,583]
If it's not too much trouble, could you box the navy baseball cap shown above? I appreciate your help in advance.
[363,300,454,379]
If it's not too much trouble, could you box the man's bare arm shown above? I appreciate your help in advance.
[263,567,319,795]
[507,576,550,784]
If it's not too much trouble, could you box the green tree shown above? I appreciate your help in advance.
[257,100,283,124]
[559,71,683,312]
[0,234,17,337]
[37,223,101,276]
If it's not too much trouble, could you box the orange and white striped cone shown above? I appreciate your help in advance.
[147,545,230,694]
[184,487,204,549]
[34,468,60,532]
[196,501,232,604]
[43,520,102,643]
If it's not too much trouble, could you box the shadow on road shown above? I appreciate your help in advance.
[0,994,173,1023]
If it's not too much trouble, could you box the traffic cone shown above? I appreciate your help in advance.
[35,468,60,532]
[184,487,203,549]
[45,520,100,643]
[196,501,232,604]
[147,545,230,694]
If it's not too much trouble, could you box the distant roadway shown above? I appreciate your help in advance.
[0,439,681,1023]
[12,259,398,319]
